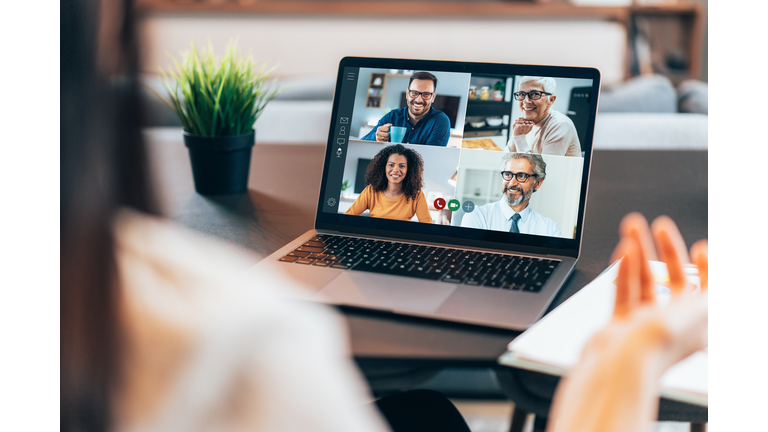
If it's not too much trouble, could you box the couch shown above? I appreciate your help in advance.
[142,73,707,150]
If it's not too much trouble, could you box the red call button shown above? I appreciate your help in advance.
[433,198,446,210]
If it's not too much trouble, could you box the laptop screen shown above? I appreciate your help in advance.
[316,58,600,257]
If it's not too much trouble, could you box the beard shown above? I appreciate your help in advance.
[408,99,430,117]
[503,184,534,206]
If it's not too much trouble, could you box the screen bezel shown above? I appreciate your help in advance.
[315,57,601,258]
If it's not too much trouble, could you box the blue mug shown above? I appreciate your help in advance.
[389,126,407,143]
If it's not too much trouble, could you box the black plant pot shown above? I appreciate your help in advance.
[183,130,255,195]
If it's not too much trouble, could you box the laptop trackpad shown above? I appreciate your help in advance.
[317,272,457,313]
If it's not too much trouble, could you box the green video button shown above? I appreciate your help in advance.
[448,199,461,211]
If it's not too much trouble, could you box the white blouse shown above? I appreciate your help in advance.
[113,210,390,432]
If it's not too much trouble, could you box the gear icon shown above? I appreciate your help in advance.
[327,197,337,207]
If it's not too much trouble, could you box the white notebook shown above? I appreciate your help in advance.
[498,260,707,406]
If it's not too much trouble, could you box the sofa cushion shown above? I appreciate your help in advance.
[598,74,677,113]
[677,79,708,115]
[593,113,707,150]
[255,100,332,143]
[274,76,335,101]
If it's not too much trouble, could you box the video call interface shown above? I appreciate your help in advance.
[325,67,594,240]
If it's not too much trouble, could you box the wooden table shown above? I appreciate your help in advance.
[462,138,503,151]
[145,127,708,426]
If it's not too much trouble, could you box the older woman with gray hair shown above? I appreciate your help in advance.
[507,76,581,157]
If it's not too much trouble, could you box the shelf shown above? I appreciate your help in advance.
[466,99,513,119]
[366,72,387,108]
[136,0,703,20]
[467,100,513,107]
[464,125,507,133]
[628,4,701,16]
[628,4,705,84]
[136,1,637,19]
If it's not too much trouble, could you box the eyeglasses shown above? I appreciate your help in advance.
[512,91,552,101]
[408,90,434,100]
[500,171,537,182]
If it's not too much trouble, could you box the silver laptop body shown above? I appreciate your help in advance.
[250,57,600,331]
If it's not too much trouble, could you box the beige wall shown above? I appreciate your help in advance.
[138,15,627,85]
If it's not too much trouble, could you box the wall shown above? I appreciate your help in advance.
[138,15,627,86]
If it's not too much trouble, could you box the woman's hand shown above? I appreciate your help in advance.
[547,213,708,432]
[598,213,708,371]
[512,118,534,136]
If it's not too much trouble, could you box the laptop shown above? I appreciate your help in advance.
[251,57,600,330]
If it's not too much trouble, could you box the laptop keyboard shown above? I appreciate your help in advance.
[279,234,559,292]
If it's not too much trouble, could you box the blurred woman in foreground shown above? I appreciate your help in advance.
[61,1,391,431]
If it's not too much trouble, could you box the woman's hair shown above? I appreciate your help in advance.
[364,144,425,202]
[517,76,556,95]
[61,0,156,430]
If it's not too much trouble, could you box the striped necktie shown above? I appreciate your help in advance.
[509,213,521,233]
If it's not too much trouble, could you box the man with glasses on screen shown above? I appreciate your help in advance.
[361,71,451,147]
[507,76,581,157]
[461,153,561,237]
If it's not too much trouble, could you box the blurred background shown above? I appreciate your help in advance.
[137,0,709,149]
[135,0,707,85]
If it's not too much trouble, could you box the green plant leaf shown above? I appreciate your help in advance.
[151,39,286,137]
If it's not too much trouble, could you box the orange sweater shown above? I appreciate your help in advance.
[345,186,433,223]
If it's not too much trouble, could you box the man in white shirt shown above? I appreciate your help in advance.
[461,153,561,237]
[507,76,581,157]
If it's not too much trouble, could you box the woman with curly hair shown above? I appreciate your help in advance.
[345,144,432,223]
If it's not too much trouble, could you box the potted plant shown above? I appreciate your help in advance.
[492,80,505,101]
[151,41,284,195]
[341,179,351,197]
